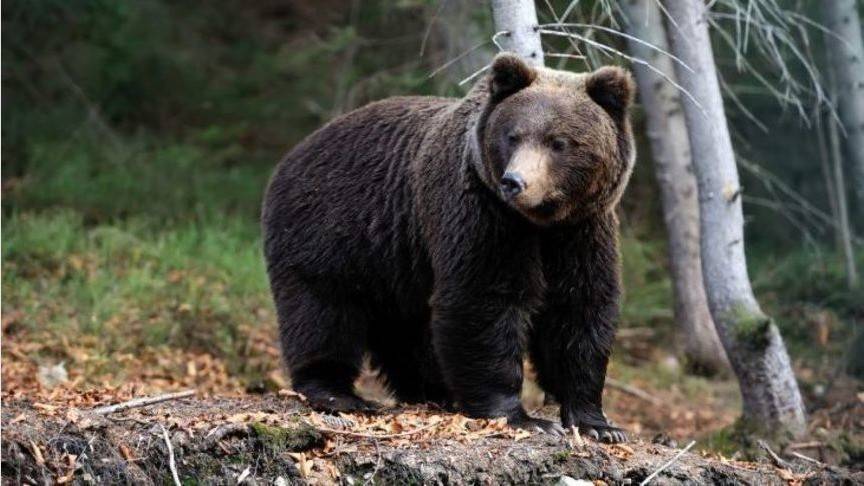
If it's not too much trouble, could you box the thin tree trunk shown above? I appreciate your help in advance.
[815,110,841,247]
[490,0,544,67]
[826,69,859,289]
[664,0,807,436]
[620,0,729,375]
[824,0,864,212]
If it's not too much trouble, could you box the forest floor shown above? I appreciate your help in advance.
[2,389,862,485]
[3,319,863,484]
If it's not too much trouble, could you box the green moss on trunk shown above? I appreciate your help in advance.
[724,304,772,350]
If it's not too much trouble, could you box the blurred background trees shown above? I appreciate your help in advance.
[2,0,862,456]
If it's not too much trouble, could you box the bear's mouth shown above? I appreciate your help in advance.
[527,199,560,218]
[514,198,563,224]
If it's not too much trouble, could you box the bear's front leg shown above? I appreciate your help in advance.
[430,296,564,436]
[531,214,628,443]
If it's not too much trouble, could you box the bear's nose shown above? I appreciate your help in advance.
[500,172,526,200]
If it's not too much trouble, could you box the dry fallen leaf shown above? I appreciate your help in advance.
[56,472,76,485]
[287,452,314,478]
[606,443,635,460]
[28,440,45,465]
[316,458,341,479]
[37,362,69,389]
[119,444,137,462]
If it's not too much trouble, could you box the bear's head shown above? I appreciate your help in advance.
[473,53,636,225]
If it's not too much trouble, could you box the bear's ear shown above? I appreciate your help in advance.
[585,66,635,121]
[489,53,537,103]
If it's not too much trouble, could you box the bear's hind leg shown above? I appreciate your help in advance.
[368,322,452,408]
[274,283,376,413]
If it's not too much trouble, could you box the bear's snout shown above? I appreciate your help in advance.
[500,172,526,200]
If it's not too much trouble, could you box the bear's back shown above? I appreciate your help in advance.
[262,95,458,304]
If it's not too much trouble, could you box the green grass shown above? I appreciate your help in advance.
[5,134,269,222]
[2,210,269,370]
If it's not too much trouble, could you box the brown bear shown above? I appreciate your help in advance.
[262,53,635,443]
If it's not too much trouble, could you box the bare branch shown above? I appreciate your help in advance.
[160,424,182,486]
[606,378,662,405]
[491,30,509,51]
[91,390,196,415]
[539,29,706,114]
[458,62,492,87]
[540,22,695,73]
[545,53,587,61]
[640,441,697,486]
[427,39,492,79]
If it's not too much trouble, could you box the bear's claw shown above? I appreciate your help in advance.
[305,392,379,414]
[507,413,566,436]
[562,407,628,443]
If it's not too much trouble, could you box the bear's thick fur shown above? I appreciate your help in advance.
[262,53,635,442]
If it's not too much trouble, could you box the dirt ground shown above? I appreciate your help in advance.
[3,392,862,485]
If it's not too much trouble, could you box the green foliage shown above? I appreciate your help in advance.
[751,248,864,318]
[5,134,268,221]
[2,210,268,367]
[2,0,439,190]
[619,234,674,327]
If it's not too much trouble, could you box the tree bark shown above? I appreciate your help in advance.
[826,70,859,289]
[619,0,729,376]
[824,0,864,212]
[490,0,544,67]
[664,0,807,436]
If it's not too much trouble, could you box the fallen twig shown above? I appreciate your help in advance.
[790,451,824,466]
[639,440,696,486]
[606,378,662,405]
[364,439,383,485]
[788,441,823,450]
[314,422,439,440]
[237,466,251,484]
[92,390,195,415]
[758,439,790,469]
[160,424,182,486]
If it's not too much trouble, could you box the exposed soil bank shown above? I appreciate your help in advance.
[2,395,859,484]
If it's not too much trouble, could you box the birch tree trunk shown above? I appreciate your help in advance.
[620,0,728,375]
[490,0,544,67]
[824,0,864,211]
[664,0,807,436]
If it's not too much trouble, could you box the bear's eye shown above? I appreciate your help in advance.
[507,133,520,145]
[550,138,568,153]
